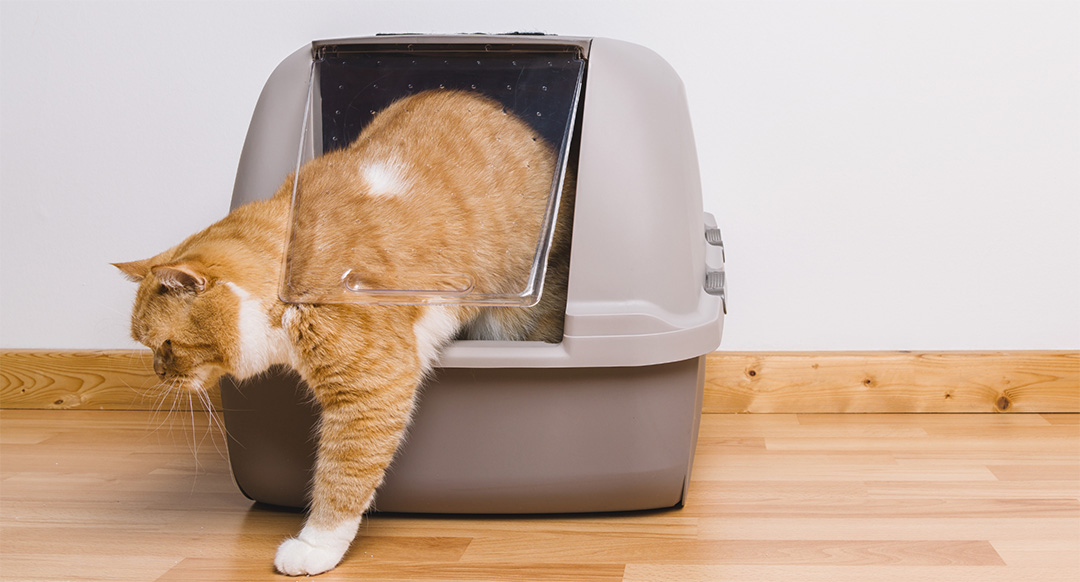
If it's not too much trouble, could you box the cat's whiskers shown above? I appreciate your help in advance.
[137,366,230,471]
[146,380,172,423]
[163,380,184,432]
[143,381,168,431]
[146,377,188,440]
[115,351,159,409]
[188,392,215,465]
[186,391,205,482]
[195,386,234,459]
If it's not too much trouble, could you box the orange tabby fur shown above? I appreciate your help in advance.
[114,90,573,576]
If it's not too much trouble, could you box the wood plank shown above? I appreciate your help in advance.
[2,350,1077,412]
[622,565,1077,582]
[705,351,1079,413]
[0,350,221,411]
[458,536,1004,566]
[1,410,1077,581]
[0,554,178,582]
[154,559,627,582]
[696,516,1080,542]
[991,538,1080,568]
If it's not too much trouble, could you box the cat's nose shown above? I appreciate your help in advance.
[153,339,174,378]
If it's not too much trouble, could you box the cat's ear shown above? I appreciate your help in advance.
[112,259,153,283]
[151,263,208,293]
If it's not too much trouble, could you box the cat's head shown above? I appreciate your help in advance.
[113,255,257,392]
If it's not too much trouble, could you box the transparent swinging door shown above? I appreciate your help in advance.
[280,43,585,306]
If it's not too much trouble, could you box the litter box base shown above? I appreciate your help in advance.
[220,355,706,514]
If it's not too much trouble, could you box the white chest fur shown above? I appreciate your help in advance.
[225,282,294,378]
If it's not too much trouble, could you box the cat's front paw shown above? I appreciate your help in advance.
[274,518,361,576]
[274,536,345,576]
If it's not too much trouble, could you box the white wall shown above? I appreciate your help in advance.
[1,0,1077,351]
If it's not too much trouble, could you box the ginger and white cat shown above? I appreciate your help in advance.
[114,90,573,576]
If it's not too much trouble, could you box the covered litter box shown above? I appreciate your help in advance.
[221,34,726,513]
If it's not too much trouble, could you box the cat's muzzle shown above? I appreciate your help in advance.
[153,340,175,378]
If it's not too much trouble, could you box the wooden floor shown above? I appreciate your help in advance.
[1,410,1077,581]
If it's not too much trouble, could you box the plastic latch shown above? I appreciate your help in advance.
[704,270,727,314]
[704,226,725,262]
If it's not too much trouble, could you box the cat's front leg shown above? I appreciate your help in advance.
[273,372,421,576]
[274,306,426,576]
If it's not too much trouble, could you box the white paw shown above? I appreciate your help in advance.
[274,537,344,576]
[274,518,361,576]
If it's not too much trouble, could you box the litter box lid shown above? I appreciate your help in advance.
[278,39,585,306]
[232,35,724,369]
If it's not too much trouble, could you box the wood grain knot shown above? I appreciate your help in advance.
[996,396,1012,411]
